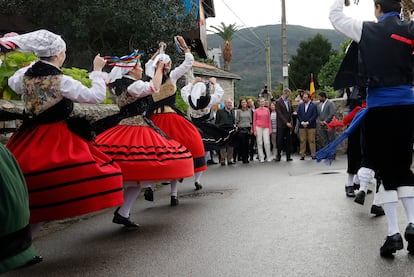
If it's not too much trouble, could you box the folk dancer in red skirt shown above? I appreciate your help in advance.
[94,52,193,225]
[145,36,207,194]
[3,30,124,235]
[180,77,236,160]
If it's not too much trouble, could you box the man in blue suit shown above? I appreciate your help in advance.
[297,92,318,160]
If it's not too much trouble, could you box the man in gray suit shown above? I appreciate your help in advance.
[317,92,336,148]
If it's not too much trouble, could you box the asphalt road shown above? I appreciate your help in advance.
[4,155,414,277]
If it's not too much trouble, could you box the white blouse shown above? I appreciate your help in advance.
[8,61,108,104]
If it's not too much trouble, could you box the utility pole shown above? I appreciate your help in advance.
[265,34,272,90]
[281,0,289,89]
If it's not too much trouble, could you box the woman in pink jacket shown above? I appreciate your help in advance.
[253,98,272,162]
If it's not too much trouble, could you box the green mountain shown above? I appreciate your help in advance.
[207,24,347,97]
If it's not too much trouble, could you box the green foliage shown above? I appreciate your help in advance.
[207,25,346,96]
[318,40,351,88]
[289,33,336,91]
[61,67,92,87]
[0,52,37,99]
[61,67,113,104]
[175,88,188,114]
[319,86,338,99]
[3,0,197,69]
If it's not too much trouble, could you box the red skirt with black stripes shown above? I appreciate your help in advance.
[150,112,207,172]
[6,121,124,224]
[94,124,194,181]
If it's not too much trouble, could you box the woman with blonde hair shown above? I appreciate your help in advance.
[253,98,272,162]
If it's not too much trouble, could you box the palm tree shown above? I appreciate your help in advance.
[209,22,238,71]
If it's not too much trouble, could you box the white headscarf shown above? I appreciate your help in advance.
[190,82,207,106]
[3,29,66,57]
[146,53,171,78]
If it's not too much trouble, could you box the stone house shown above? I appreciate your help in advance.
[190,61,241,103]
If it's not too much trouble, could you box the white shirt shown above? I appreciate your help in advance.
[8,61,108,104]
[124,76,157,98]
[329,0,364,42]
[145,52,194,87]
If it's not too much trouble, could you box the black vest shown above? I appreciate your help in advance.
[359,16,414,87]
[334,16,414,89]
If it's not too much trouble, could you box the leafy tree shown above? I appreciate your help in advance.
[2,0,197,69]
[209,22,238,71]
[318,40,351,88]
[288,33,336,91]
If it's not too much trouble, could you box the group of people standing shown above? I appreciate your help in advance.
[213,88,337,166]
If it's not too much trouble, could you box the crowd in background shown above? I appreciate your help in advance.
[207,86,337,166]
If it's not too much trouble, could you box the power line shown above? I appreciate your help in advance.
[203,0,266,48]
[220,0,266,47]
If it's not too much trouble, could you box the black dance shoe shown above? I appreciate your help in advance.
[345,186,355,197]
[170,196,179,206]
[354,191,365,205]
[286,158,293,162]
[370,205,385,216]
[380,233,403,257]
[300,157,305,160]
[195,182,203,190]
[20,255,43,268]
[275,155,281,162]
[144,187,154,201]
[112,207,139,228]
[404,223,414,253]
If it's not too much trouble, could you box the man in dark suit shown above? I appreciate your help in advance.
[317,92,336,148]
[275,88,294,161]
[215,98,236,165]
[297,91,318,160]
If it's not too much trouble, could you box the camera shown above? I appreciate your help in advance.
[205,81,211,91]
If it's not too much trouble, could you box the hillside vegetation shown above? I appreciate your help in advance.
[207,24,347,96]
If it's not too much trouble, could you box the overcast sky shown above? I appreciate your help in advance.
[206,0,377,30]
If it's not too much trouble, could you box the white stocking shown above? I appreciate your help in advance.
[170,179,178,197]
[118,181,141,218]
[382,202,400,236]
[401,197,414,224]
[346,174,355,187]
[195,171,203,184]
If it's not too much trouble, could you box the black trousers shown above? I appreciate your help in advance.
[237,128,250,162]
[361,105,414,189]
[276,127,292,159]
[249,133,256,159]
[347,127,362,175]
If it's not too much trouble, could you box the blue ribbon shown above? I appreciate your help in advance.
[315,85,414,164]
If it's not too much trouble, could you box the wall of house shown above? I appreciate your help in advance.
[215,78,235,104]
[192,75,235,105]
